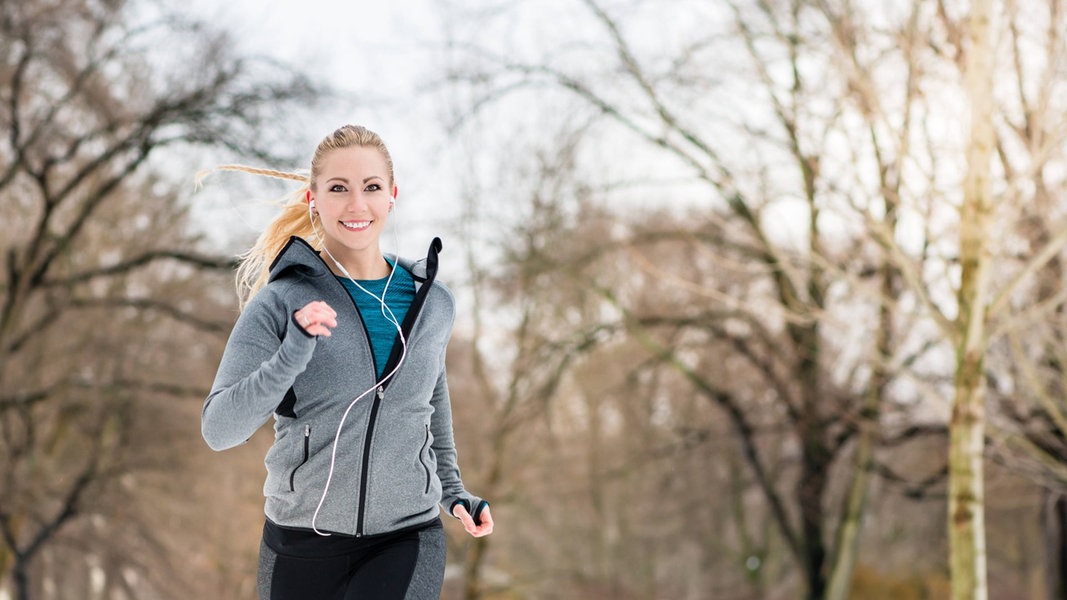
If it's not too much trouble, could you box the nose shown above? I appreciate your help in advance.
[345,191,370,213]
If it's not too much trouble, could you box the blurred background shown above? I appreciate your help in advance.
[2,0,1066,598]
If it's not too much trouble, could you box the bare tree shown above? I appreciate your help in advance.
[975,1,1067,597]
[428,0,1062,593]
[828,0,1067,597]
[947,1,995,597]
[0,0,317,597]
[436,1,955,597]
[429,0,1067,597]
[437,123,622,598]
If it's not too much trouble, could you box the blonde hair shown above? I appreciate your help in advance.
[198,125,395,309]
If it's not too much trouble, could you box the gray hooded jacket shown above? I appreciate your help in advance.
[202,236,485,537]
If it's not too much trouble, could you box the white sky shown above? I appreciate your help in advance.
[184,0,463,258]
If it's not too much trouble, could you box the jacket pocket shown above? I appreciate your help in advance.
[289,424,310,492]
[419,424,433,494]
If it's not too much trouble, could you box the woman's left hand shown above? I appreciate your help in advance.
[454,504,494,538]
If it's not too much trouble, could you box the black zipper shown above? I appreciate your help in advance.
[420,424,432,494]
[356,385,385,537]
[339,238,442,537]
[276,237,445,535]
[335,274,381,538]
[289,424,310,492]
[353,262,439,537]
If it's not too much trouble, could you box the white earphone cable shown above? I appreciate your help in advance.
[306,199,408,535]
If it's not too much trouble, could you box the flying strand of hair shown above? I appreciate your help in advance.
[194,164,309,189]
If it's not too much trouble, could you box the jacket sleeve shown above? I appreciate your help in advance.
[201,290,318,451]
[429,345,487,520]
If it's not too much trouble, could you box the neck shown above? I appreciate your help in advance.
[322,246,390,280]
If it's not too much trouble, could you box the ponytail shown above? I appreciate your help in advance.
[196,165,318,310]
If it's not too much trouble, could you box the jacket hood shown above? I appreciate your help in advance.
[267,236,441,284]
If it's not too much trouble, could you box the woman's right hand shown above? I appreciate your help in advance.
[294,301,338,337]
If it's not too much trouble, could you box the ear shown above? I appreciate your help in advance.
[392,186,398,200]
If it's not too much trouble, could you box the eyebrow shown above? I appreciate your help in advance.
[326,176,384,184]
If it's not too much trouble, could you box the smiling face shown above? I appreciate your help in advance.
[309,145,396,274]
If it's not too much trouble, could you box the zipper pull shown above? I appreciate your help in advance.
[376,385,385,400]
[304,423,310,437]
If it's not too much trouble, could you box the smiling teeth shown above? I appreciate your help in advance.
[341,221,371,230]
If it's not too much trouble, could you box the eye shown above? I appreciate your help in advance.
[365,183,382,192]
[329,184,348,193]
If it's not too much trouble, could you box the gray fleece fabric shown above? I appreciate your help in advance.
[203,236,484,537]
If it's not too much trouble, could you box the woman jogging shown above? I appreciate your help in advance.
[200,124,493,599]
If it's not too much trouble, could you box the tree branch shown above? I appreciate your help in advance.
[41,250,237,288]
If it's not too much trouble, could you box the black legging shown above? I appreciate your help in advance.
[257,519,446,600]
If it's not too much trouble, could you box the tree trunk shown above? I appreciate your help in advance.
[795,324,828,600]
[461,392,508,600]
[826,232,897,600]
[799,459,828,600]
[949,1,994,598]
[949,355,988,600]
[1046,492,1067,600]
[14,555,30,600]
[824,393,876,600]
[463,537,489,600]
[1058,496,1067,600]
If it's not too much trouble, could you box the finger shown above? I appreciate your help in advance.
[454,504,493,537]
[309,325,332,337]
[319,302,337,319]
[309,302,335,317]
[453,503,471,522]
[471,507,494,537]
[307,315,337,329]
[302,300,335,316]
[453,504,477,532]
[312,304,338,326]
[296,318,333,337]
[295,312,311,330]
[296,302,338,333]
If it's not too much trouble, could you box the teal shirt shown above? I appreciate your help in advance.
[338,263,416,379]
